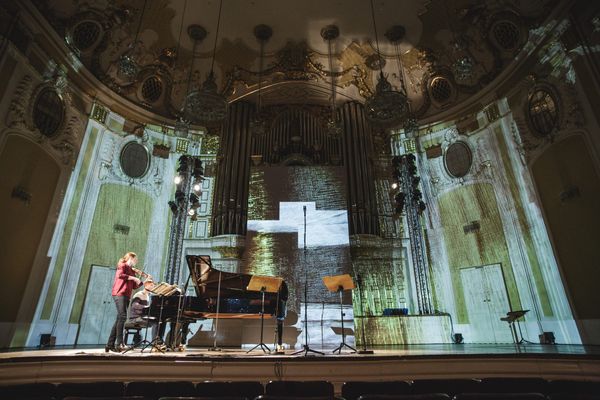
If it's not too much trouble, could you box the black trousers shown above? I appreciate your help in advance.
[107,295,129,346]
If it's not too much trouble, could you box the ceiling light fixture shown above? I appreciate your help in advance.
[365,0,409,128]
[321,25,342,137]
[249,24,273,136]
[117,0,147,81]
[385,25,418,135]
[184,0,228,126]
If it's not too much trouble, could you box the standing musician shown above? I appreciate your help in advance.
[105,251,149,352]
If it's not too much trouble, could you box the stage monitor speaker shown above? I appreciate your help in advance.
[453,333,464,344]
[539,331,555,344]
[40,333,56,348]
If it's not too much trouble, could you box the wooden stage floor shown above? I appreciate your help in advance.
[2,343,599,391]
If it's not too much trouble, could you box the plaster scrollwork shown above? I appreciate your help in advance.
[97,134,164,198]
[6,75,35,130]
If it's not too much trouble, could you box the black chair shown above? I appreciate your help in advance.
[548,380,600,396]
[195,381,264,400]
[0,382,57,400]
[548,395,600,400]
[358,394,451,400]
[125,381,196,400]
[56,382,126,399]
[478,378,549,395]
[265,381,334,398]
[410,379,481,396]
[453,393,547,400]
[341,381,412,400]
[255,396,344,400]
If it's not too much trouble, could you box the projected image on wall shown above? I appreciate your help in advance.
[243,166,352,347]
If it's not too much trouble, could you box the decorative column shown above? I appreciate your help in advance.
[340,101,380,236]
[211,102,254,236]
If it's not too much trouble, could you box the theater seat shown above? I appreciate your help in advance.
[265,381,334,398]
[341,381,412,400]
[478,378,549,394]
[358,394,451,400]
[125,381,196,399]
[0,382,57,400]
[56,382,126,399]
[453,393,547,400]
[195,381,264,399]
[410,379,481,396]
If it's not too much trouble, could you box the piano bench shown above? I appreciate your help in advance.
[124,325,143,345]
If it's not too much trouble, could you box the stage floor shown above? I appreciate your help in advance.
[2,343,600,390]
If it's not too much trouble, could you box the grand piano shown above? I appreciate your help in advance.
[143,255,288,348]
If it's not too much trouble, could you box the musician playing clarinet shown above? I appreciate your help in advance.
[105,251,145,352]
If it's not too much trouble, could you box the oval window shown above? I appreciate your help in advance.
[120,141,150,179]
[33,88,65,137]
[444,141,472,178]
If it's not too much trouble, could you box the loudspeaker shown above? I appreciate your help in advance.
[539,331,555,344]
[40,334,55,348]
[453,333,464,344]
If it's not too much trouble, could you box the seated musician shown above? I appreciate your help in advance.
[125,280,166,349]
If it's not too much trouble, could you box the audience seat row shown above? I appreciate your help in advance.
[0,378,598,400]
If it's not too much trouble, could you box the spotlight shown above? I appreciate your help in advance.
[174,175,183,185]
[175,190,185,203]
[391,182,398,190]
[168,201,178,214]
[187,208,196,216]
[193,183,202,193]
[189,193,200,208]
[193,158,204,178]
[177,155,189,173]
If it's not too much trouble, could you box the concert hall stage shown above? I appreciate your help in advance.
[2,344,599,392]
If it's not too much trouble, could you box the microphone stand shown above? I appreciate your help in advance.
[292,205,323,356]
[355,273,373,354]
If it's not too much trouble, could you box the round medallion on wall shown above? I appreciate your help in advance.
[33,87,65,138]
[140,75,163,104]
[444,141,472,178]
[70,20,102,52]
[526,87,559,137]
[120,141,150,179]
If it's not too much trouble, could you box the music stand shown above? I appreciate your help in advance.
[246,275,283,354]
[140,282,180,353]
[501,309,529,344]
[323,274,357,354]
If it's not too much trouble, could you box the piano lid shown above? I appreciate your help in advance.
[186,255,214,297]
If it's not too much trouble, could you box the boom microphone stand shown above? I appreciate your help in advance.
[292,205,323,356]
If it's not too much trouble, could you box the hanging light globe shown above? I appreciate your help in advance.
[184,71,228,125]
[325,116,343,137]
[116,52,139,81]
[365,71,409,128]
[249,115,267,136]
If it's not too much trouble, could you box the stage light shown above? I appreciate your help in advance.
[193,183,201,193]
[187,208,196,216]
[189,193,200,208]
[175,190,185,203]
[391,182,398,190]
[177,155,189,173]
[193,158,204,179]
[168,201,178,214]
[418,200,426,213]
[174,175,183,185]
